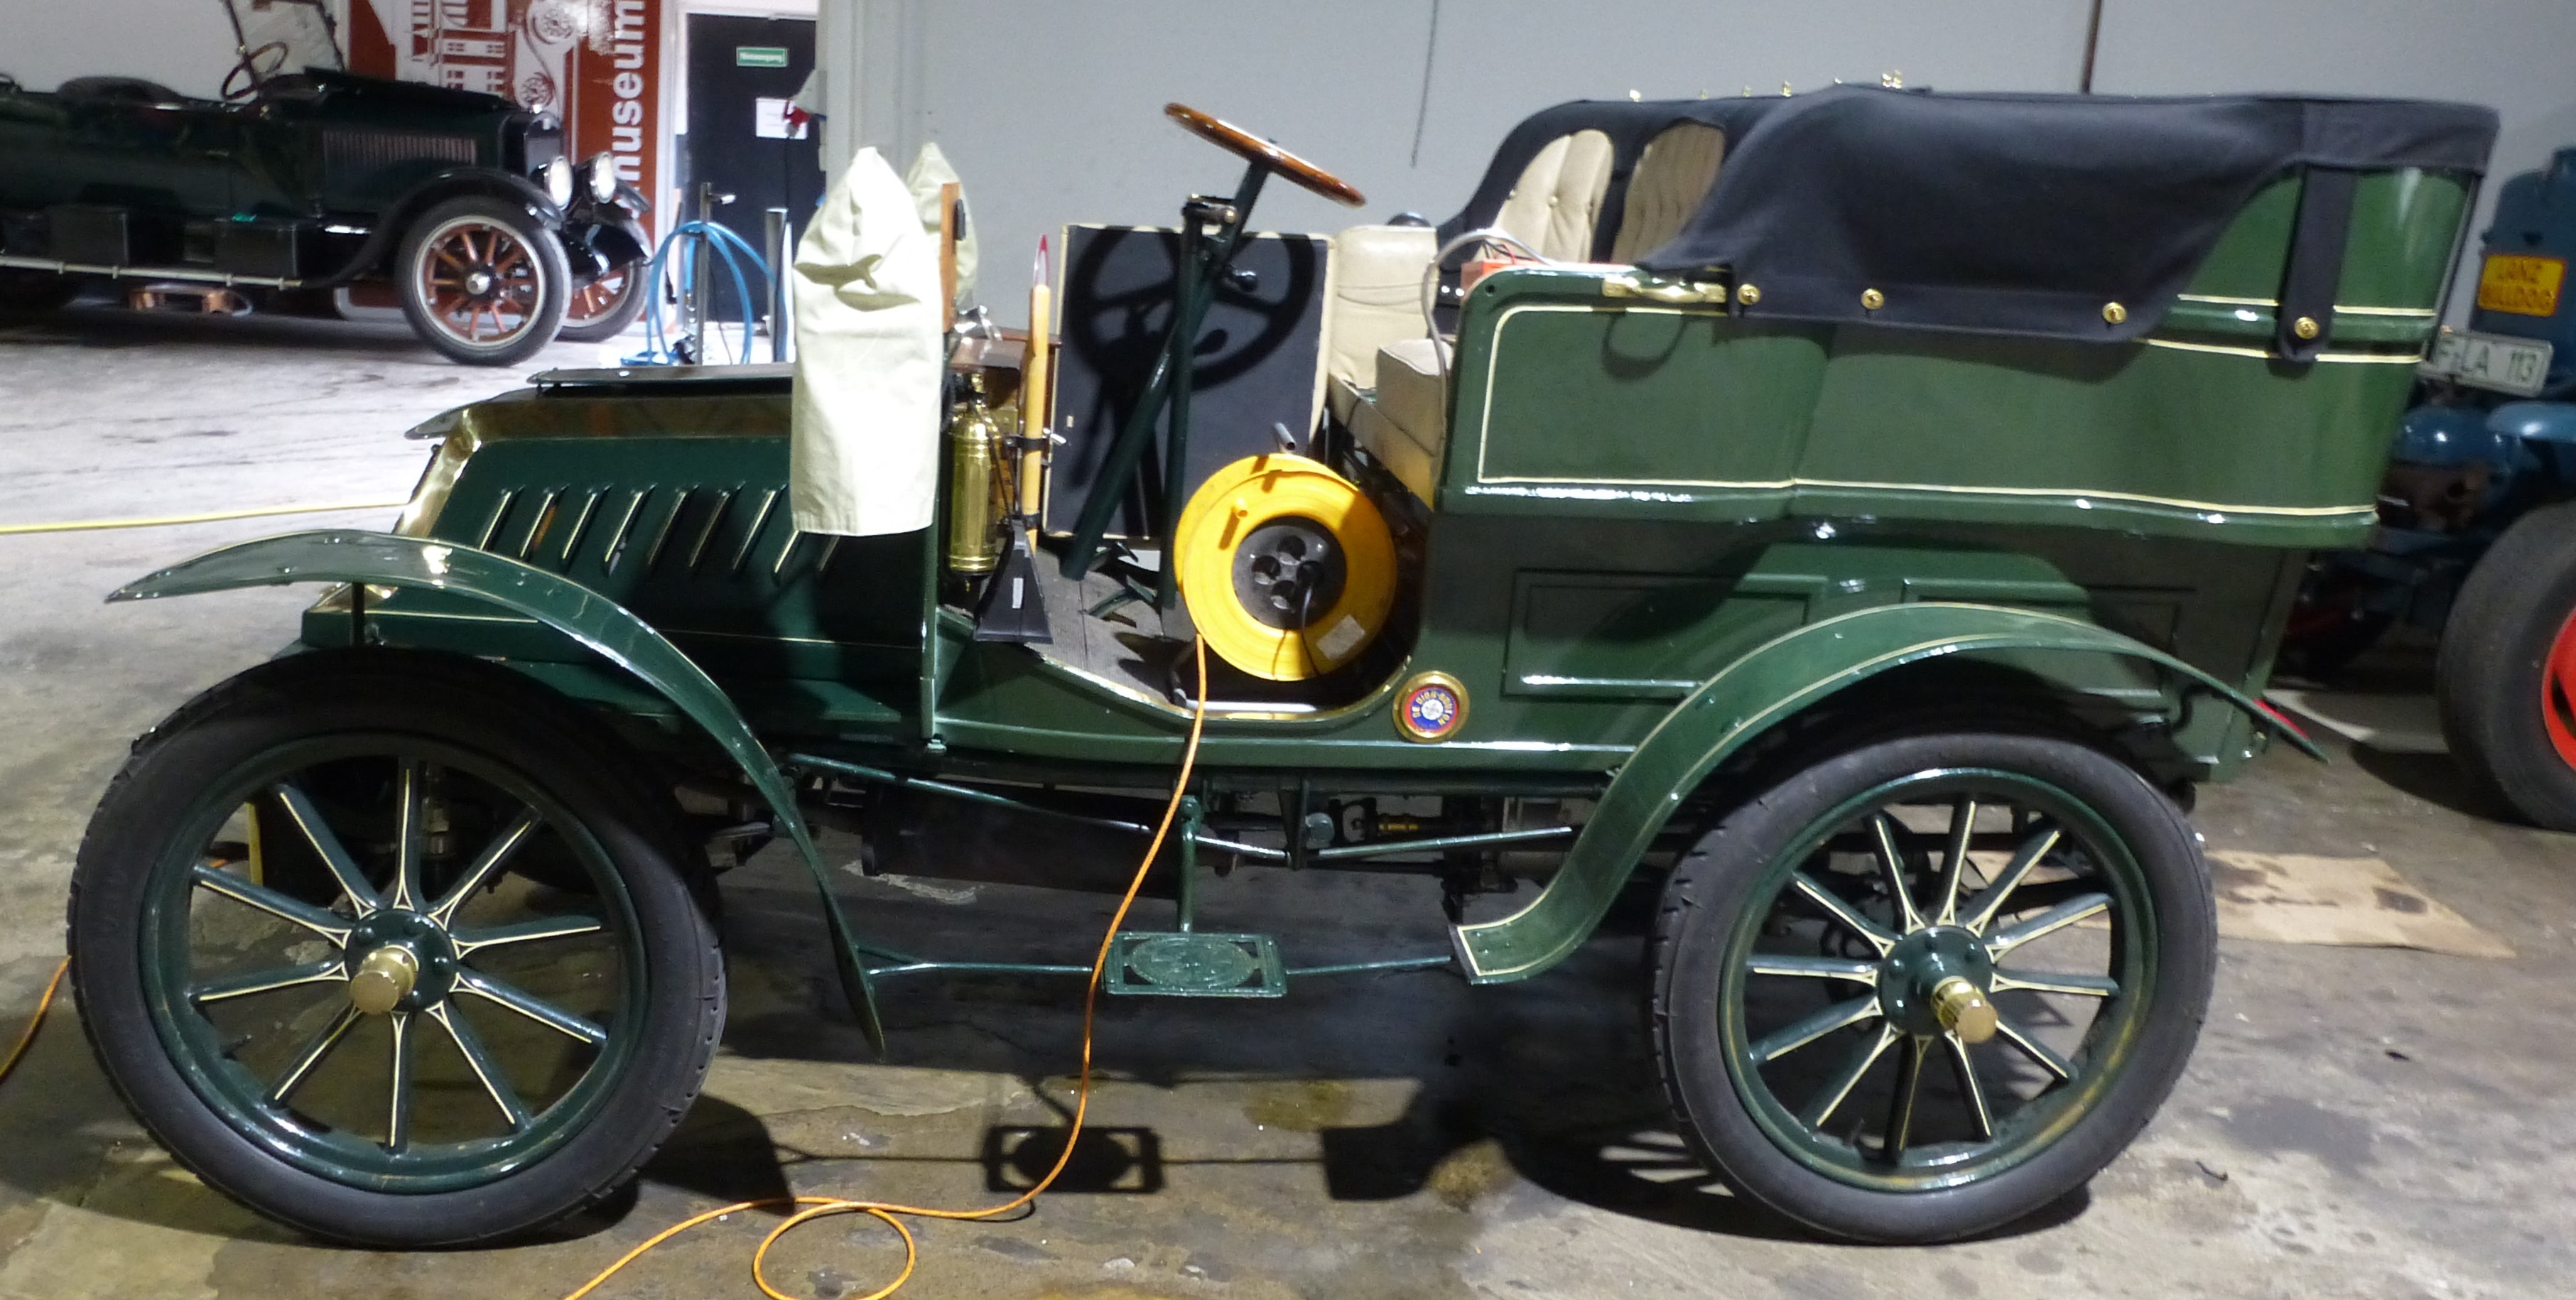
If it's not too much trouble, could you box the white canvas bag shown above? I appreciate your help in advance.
[789,147,945,536]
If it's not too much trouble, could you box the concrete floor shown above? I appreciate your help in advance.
[1,302,2572,1300]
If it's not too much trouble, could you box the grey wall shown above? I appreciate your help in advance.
[2090,0,2576,319]
[822,0,2576,327]
[4,0,242,95]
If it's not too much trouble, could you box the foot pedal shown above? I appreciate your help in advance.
[1105,931,1285,997]
[974,529,1053,643]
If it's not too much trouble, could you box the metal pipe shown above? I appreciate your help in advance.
[868,960,1090,980]
[782,754,1573,866]
[764,206,791,363]
[1308,824,1574,862]
[0,254,298,289]
[787,752,1287,859]
[1177,796,1202,932]
[1284,955,1453,978]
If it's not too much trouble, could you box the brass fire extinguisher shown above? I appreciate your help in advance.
[945,372,1006,575]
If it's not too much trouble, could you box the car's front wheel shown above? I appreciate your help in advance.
[70,651,723,1246]
[556,263,650,343]
[1651,730,2213,1242]
[396,195,570,367]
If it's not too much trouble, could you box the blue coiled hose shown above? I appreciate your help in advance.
[626,219,776,366]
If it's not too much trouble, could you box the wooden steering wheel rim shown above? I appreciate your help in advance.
[1164,103,1365,208]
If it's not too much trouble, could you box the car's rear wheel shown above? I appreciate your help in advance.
[397,196,570,367]
[556,264,649,342]
[71,651,722,1246]
[2437,499,2576,830]
[1651,730,2213,1242]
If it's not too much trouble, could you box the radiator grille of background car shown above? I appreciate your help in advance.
[323,130,480,178]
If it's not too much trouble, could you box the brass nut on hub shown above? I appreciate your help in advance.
[1930,975,1998,1044]
[347,946,420,1016]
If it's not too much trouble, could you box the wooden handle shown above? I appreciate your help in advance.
[937,180,960,332]
[1018,283,1053,519]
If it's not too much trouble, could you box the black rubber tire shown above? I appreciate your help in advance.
[1650,730,2215,1242]
[2437,500,2576,830]
[70,650,723,1247]
[555,264,650,342]
[0,269,79,313]
[396,195,570,367]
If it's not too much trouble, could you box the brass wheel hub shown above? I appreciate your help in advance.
[347,946,420,1015]
[1875,926,1995,1039]
[1931,975,1999,1044]
[340,911,460,1015]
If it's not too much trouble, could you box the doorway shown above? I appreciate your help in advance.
[681,13,823,326]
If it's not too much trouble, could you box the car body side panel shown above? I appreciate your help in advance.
[1444,170,2469,549]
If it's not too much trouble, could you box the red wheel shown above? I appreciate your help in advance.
[556,264,649,343]
[396,196,568,367]
[2437,499,2576,829]
[2542,607,2576,770]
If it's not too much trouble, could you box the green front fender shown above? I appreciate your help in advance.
[112,529,887,1043]
[1451,600,2318,984]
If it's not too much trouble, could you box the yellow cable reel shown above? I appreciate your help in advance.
[1172,454,1397,681]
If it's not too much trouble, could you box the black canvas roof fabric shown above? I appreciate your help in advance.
[1628,86,2497,342]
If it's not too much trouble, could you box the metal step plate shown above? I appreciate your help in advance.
[1105,931,1286,997]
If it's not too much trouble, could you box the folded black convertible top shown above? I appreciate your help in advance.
[1631,86,2497,343]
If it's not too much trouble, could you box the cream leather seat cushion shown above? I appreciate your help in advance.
[1348,337,1449,502]
[1610,121,1728,263]
[1494,129,1613,261]
[1319,224,1436,396]
[1374,337,1448,448]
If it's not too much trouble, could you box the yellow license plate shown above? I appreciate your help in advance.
[2477,254,2565,318]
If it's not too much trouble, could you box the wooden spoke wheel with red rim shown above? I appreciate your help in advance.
[2437,499,2576,830]
[396,195,568,367]
[556,264,649,343]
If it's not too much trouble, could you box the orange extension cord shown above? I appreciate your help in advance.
[0,958,69,1090]
[564,637,1213,1300]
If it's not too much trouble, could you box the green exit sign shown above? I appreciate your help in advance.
[735,46,789,67]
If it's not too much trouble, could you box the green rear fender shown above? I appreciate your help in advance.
[111,529,887,1044]
[1451,600,2318,984]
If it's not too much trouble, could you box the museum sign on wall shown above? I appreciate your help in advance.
[338,0,661,234]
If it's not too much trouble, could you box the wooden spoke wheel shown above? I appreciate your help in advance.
[1652,730,2213,1242]
[70,653,721,1247]
[556,263,650,343]
[396,196,569,367]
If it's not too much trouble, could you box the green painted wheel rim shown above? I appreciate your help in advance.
[138,735,647,1193]
[1717,767,2158,1193]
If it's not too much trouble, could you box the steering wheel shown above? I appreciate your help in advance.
[221,41,291,102]
[1164,103,1365,208]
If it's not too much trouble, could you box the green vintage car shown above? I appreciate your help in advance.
[0,0,652,363]
[66,89,2491,1249]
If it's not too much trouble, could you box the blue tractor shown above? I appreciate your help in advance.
[2293,146,2576,829]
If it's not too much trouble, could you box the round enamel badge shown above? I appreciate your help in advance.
[1396,671,1468,743]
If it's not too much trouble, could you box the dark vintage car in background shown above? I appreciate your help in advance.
[0,0,651,364]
